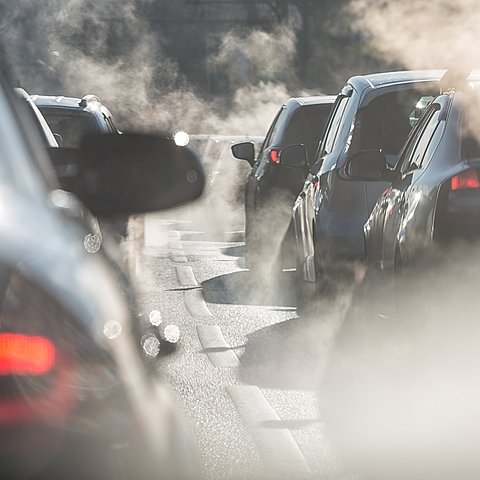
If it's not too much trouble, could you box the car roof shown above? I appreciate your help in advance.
[290,95,337,106]
[30,94,107,115]
[348,70,446,91]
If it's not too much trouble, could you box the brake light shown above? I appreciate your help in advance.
[451,170,480,191]
[269,149,279,164]
[0,334,55,376]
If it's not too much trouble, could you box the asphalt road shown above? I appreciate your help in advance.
[121,139,480,480]
[125,182,349,480]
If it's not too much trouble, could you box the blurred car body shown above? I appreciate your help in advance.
[362,74,480,309]
[0,52,204,479]
[293,71,442,310]
[231,95,335,270]
[16,88,104,249]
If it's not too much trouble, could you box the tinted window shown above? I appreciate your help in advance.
[462,93,480,160]
[351,90,433,157]
[283,104,331,160]
[42,111,98,148]
[400,104,441,174]
[321,96,349,156]
[261,107,284,152]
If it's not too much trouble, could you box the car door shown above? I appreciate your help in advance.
[381,101,446,272]
[294,95,350,280]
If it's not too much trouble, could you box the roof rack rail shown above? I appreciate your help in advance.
[79,94,100,108]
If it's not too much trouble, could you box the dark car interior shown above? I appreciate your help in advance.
[351,90,431,156]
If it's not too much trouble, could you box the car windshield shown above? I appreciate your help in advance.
[41,111,98,148]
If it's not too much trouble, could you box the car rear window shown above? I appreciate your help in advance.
[283,104,331,160]
[350,90,436,156]
[41,110,98,148]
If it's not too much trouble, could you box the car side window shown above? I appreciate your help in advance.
[283,105,330,161]
[400,105,441,175]
[321,96,349,156]
[261,107,283,152]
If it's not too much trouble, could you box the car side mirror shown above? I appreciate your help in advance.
[231,142,255,167]
[278,144,308,169]
[49,133,205,217]
[346,150,391,181]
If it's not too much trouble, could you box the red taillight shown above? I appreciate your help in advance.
[0,334,55,376]
[451,170,480,191]
[269,149,279,164]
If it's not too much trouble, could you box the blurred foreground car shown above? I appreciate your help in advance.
[292,71,442,312]
[231,95,335,270]
[359,71,480,312]
[0,53,204,479]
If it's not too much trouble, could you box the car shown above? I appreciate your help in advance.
[322,71,480,480]
[31,94,119,147]
[231,95,335,271]
[31,94,126,238]
[0,50,204,480]
[358,70,480,313]
[292,71,443,312]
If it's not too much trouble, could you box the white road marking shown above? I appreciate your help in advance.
[184,289,213,317]
[196,325,240,367]
[176,265,198,287]
[227,385,311,475]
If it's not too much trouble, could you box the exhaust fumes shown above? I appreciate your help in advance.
[324,241,480,480]
[349,0,480,72]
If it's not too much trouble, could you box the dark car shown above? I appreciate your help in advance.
[31,94,118,147]
[359,72,480,311]
[292,71,442,312]
[31,94,128,238]
[0,51,204,479]
[231,95,335,271]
